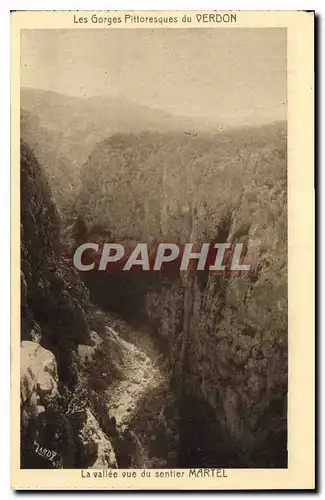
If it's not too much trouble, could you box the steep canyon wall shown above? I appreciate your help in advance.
[74,124,288,467]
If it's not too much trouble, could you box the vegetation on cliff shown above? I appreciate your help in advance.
[74,122,287,467]
[20,141,124,468]
[20,98,288,467]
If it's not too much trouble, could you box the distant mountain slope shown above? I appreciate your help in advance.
[76,122,287,241]
[20,87,220,215]
[21,87,286,220]
[23,87,210,129]
[21,87,213,166]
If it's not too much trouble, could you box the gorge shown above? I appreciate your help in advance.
[20,89,288,470]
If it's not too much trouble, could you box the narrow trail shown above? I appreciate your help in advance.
[104,323,167,430]
[100,314,179,468]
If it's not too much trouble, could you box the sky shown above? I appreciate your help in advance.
[21,28,286,125]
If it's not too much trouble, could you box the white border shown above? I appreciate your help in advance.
[2,1,321,498]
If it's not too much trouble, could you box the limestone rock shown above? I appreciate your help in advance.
[77,344,97,367]
[21,340,59,408]
[79,409,117,468]
[89,330,102,348]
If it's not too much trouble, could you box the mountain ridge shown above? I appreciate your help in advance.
[21,87,286,132]
[21,87,219,134]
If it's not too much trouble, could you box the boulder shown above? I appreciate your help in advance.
[78,409,117,468]
[21,341,59,408]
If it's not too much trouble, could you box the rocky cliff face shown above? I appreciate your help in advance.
[20,88,219,219]
[20,141,121,469]
[21,140,90,382]
[20,118,287,468]
[75,124,287,467]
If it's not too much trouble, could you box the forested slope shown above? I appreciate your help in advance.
[74,122,287,467]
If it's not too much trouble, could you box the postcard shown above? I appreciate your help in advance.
[11,10,314,490]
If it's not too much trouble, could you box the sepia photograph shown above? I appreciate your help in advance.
[11,10,314,490]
